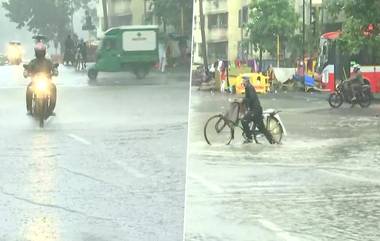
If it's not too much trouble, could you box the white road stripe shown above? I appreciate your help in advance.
[190,174,224,194]
[318,170,380,185]
[124,167,146,178]
[258,219,302,241]
[108,159,146,179]
[67,134,92,146]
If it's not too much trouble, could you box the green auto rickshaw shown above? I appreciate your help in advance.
[88,25,159,82]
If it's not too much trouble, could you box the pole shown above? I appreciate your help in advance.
[302,0,306,81]
[310,0,313,25]
[181,6,184,34]
[144,0,147,24]
[277,34,280,68]
[102,0,109,31]
[199,0,209,74]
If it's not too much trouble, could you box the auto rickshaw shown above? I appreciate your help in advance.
[6,41,23,65]
[88,25,159,82]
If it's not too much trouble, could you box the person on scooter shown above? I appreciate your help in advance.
[241,76,275,144]
[25,43,57,115]
[64,34,75,65]
[348,64,364,102]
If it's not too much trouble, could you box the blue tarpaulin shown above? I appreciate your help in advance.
[304,75,315,87]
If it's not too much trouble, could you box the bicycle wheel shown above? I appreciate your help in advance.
[204,114,233,145]
[266,116,283,144]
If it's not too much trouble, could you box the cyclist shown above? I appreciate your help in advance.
[241,76,275,144]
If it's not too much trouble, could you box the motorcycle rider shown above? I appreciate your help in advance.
[76,39,87,69]
[348,64,364,102]
[241,76,275,144]
[25,43,57,115]
[64,34,75,65]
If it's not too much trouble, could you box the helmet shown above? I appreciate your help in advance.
[353,64,361,72]
[34,42,46,59]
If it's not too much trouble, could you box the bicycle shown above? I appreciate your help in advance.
[204,98,287,145]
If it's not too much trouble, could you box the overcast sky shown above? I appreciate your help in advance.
[0,1,34,56]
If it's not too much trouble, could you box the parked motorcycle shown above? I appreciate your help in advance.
[24,63,59,127]
[328,80,371,108]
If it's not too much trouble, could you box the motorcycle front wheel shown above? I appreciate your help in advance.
[328,92,343,108]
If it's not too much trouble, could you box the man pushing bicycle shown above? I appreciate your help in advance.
[241,76,275,144]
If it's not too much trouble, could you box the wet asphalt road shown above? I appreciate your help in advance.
[0,65,189,241]
[185,89,380,241]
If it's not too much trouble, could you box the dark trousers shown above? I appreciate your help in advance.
[351,83,362,99]
[241,110,274,143]
[26,82,57,113]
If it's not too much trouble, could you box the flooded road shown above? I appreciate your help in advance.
[0,65,189,241]
[185,89,380,241]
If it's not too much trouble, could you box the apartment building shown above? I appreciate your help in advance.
[193,0,328,64]
[193,0,251,64]
[97,0,152,36]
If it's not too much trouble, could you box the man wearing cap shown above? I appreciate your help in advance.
[241,76,275,144]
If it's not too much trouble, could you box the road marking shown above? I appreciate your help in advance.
[67,134,91,146]
[318,169,380,185]
[124,167,146,178]
[109,160,146,179]
[190,174,224,194]
[258,219,302,241]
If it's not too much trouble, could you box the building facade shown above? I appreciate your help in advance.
[97,0,153,36]
[193,0,327,64]
[193,0,251,64]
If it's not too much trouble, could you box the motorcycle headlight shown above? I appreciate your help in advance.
[35,80,48,91]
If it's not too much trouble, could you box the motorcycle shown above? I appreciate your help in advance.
[24,63,59,127]
[328,80,371,108]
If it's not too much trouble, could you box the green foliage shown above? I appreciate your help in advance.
[2,0,96,42]
[325,0,380,55]
[246,0,298,57]
[150,0,193,33]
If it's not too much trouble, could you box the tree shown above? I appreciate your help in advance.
[150,0,193,34]
[2,0,96,47]
[325,0,380,56]
[246,0,298,67]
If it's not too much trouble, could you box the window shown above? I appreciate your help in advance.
[110,14,133,27]
[198,43,203,57]
[208,41,228,60]
[102,38,117,50]
[239,6,249,27]
[208,13,228,29]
